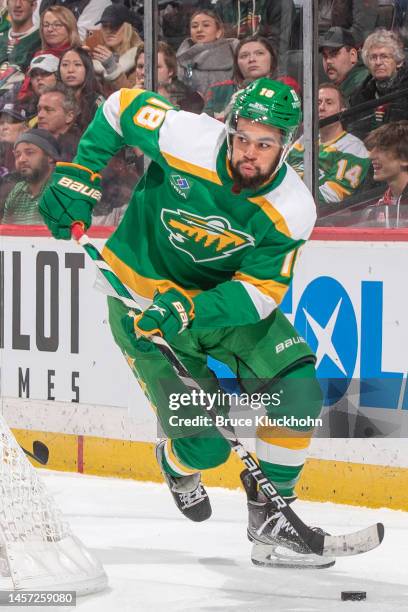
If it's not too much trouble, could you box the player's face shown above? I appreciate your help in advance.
[59,50,86,88]
[237,42,273,80]
[318,87,343,119]
[230,117,283,189]
[369,147,405,183]
[190,13,221,44]
[366,45,399,80]
[322,46,357,85]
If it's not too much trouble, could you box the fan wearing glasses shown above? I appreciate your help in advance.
[39,5,80,54]
[349,28,408,139]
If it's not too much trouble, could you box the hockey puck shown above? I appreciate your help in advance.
[341,591,367,601]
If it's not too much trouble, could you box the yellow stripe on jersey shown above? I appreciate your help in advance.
[233,271,288,303]
[146,96,173,110]
[119,88,144,115]
[325,180,351,198]
[102,246,201,300]
[248,195,291,238]
[257,425,313,450]
[162,152,222,185]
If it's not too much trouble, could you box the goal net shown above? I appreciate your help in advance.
[0,414,107,594]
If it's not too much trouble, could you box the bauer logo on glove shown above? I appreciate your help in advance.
[39,162,102,240]
[134,288,194,343]
[57,176,102,200]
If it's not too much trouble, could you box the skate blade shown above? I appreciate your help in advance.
[251,543,336,569]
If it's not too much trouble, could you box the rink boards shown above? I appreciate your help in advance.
[1,225,408,510]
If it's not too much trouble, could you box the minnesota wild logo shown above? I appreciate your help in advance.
[161,209,255,262]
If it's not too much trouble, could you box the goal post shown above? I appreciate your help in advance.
[0,414,107,594]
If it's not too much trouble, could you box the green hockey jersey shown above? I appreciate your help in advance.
[287,131,370,204]
[74,88,316,329]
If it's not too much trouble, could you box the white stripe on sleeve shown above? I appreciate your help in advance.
[102,91,123,137]
[236,280,277,320]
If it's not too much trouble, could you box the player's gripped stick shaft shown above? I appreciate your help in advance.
[71,221,384,558]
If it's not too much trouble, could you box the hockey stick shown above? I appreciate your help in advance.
[22,441,49,465]
[71,223,384,558]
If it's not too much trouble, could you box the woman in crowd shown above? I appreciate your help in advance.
[349,29,408,139]
[40,6,81,56]
[90,4,142,96]
[58,47,104,133]
[16,8,81,116]
[176,9,238,98]
[204,34,299,120]
[131,42,203,113]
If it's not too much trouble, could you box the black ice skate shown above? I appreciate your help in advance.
[156,440,212,522]
[240,470,336,569]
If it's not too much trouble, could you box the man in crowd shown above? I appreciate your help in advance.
[37,83,80,160]
[1,127,60,223]
[0,0,41,96]
[364,120,408,225]
[319,26,368,102]
[288,83,370,204]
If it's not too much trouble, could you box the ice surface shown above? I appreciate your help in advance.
[36,471,408,612]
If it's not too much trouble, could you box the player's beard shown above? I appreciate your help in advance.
[230,158,279,191]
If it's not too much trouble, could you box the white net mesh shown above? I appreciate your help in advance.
[0,426,68,547]
[0,414,107,594]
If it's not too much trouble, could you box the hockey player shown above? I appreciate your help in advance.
[39,78,334,569]
[288,82,370,204]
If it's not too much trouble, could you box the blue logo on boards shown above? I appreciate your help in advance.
[282,277,407,409]
[294,276,358,380]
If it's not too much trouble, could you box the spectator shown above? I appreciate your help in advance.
[288,83,370,204]
[0,0,10,34]
[214,0,294,55]
[350,29,408,139]
[58,46,104,132]
[5,53,59,119]
[318,0,379,45]
[0,0,41,96]
[91,4,142,96]
[365,121,408,222]
[0,101,28,144]
[1,127,60,224]
[0,99,29,202]
[37,0,112,41]
[176,9,237,98]
[319,27,368,102]
[37,83,80,160]
[204,35,298,120]
[132,41,203,113]
[39,5,80,54]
